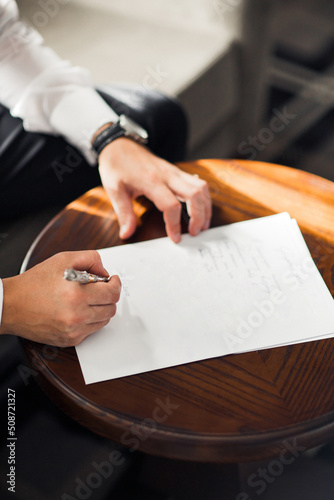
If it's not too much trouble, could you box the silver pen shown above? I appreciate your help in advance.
[64,268,110,284]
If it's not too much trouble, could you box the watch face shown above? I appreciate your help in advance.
[119,115,148,143]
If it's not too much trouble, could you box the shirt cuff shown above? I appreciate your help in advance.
[49,87,119,165]
[0,279,3,328]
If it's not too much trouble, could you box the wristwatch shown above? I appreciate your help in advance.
[92,114,149,155]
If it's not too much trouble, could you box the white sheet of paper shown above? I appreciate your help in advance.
[75,213,334,384]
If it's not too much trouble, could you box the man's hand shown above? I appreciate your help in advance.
[0,251,121,347]
[98,138,212,243]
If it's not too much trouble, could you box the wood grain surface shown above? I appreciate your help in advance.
[21,159,334,463]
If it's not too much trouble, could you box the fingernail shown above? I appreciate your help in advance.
[119,224,130,239]
[173,233,181,243]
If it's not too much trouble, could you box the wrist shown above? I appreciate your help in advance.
[98,136,146,168]
[91,122,115,145]
[0,277,15,336]
[92,115,148,156]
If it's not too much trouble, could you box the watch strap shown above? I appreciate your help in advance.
[92,123,125,155]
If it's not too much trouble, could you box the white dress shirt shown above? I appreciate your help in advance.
[0,0,119,163]
[0,0,120,328]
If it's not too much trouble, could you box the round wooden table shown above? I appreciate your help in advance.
[21,159,334,465]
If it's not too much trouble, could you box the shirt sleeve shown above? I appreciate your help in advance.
[0,279,3,327]
[0,0,119,163]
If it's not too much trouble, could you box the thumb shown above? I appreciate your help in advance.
[107,185,137,239]
[69,250,109,277]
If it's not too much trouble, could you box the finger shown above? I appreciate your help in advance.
[88,304,117,324]
[106,183,138,239]
[86,276,122,306]
[168,173,212,235]
[62,250,109,277]
[145,184,182,242]
[187,182,212,235]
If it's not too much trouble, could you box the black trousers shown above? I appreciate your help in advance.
[0,84,188,220]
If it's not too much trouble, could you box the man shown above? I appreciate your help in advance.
[0,0,212,346]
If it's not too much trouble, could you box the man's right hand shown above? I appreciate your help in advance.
[0,250,121,347]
